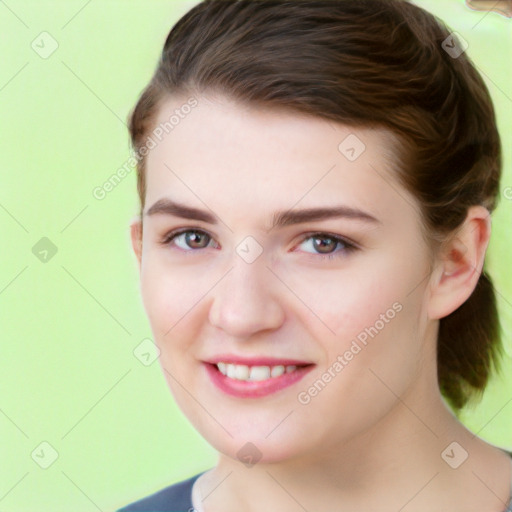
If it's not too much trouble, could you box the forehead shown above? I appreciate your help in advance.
[144,93,420,228]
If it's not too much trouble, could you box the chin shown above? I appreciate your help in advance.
[201,424,308,466]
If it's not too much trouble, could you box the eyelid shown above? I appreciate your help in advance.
[294,231,360,250]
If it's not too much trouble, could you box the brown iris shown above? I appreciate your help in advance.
[312,235,337,254]
[185,231,210,249]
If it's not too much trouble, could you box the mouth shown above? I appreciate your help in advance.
[203,357,315,398]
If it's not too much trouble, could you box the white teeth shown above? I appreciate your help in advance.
[235,365,250,380]
[270,365,285,378]
[216,363,300,381]
[226,364,237,379]
[249,366,271,381]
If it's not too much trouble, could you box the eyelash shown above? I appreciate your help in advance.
[159,229,359,260]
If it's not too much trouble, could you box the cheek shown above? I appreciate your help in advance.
[139,259,194,350]
[139,261,203,396]
[293,283,426,438]
[288,255,426,371]
[284,260,401,340]
[139,253,206,329]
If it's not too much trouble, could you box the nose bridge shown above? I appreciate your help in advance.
[208,248,284,337]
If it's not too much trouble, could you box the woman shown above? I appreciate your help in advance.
[118,0,512,510]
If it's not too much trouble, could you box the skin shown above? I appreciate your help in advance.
[130,93,511,512]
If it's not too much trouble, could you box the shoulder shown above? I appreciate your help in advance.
[116,472,205,512]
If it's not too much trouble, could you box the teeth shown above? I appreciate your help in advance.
[270,365,285,378]
[235,365,250,380]
[249,366,270,381]
[216,363,300,381]
[226,364,237,379]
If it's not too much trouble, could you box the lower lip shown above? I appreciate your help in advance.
[204,363,315,398]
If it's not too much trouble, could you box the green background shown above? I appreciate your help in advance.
[0,1,510,510]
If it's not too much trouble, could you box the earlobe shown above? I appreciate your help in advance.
[427,206,491,320]
[130,219,143,269]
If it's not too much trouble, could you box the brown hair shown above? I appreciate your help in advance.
[128,0,503,411]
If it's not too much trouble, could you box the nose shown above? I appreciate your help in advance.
[208,254,285,339]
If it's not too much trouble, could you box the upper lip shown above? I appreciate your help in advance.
[204,355,314,366]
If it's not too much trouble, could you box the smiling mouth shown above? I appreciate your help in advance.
[203,361,315,398]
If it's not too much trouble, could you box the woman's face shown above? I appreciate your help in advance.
[131,93,440,464]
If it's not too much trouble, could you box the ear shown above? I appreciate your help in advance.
[130,217,143,270]
[427,205,491,320]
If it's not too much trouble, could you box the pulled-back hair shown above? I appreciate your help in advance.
[128,0,503,411]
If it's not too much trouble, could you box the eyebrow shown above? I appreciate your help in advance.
[145,198,381,228]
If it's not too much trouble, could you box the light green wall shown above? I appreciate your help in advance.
[0,1,510,510]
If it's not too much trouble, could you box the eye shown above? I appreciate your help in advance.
[160,229,217,251]
[296,232,358,260]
